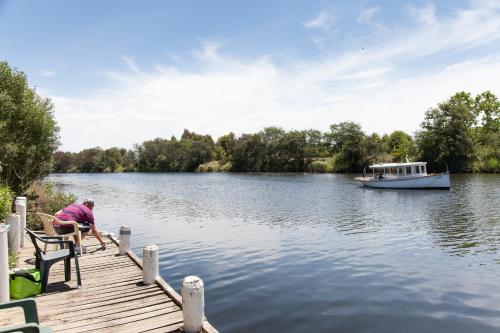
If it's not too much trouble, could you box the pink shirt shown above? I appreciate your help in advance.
[54,204,94,227]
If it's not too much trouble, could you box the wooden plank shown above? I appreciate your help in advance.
[138,322,184,333]
[41,278,145,296]
[38,290,167,316]
[0,233,219,333]
[36,284,160,309]
[47,302,180,330]
[55,308,184,333]
[42,299,176,324]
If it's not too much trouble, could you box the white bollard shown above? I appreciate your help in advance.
[142,245,159,285]
[181,276,205,333]
[118,225,131,255]
[0,224,10,303]
[15,196,27,204]
[15,199,26,248]
[6,214,21,255]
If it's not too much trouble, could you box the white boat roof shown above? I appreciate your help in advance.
[369,161,427,168]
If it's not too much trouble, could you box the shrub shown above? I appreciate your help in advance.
[197,160,223,172]
[26,182,77,230]
[9,252,17,269]
[306,160,333,173]
[0,186,13,223]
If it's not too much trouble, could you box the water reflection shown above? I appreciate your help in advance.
[48,172,500,333]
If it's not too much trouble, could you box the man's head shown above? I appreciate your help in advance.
[83,198,94,210]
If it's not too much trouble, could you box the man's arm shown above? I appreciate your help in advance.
[90,224,106,248]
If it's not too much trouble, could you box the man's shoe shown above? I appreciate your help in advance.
[74,245,88,255]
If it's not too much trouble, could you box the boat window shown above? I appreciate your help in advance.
[405,166,412,175]
[415,166,420,174]
[422,165,426,173]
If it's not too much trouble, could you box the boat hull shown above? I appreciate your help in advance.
[355,173,450,189]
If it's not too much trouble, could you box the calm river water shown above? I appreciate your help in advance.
[48,173,500,333]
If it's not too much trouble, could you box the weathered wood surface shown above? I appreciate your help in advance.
[1,233,218,333]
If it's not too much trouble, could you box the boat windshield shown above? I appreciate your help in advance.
[370,163,427,177]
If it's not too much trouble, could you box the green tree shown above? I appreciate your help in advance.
[387,130,416,162]
[0,62,59,193]
[73,147,105,172]
[216,132,236,161]
[472,91,499,172]
[260,127,287,171]
[0,186,13,222]
[326,122,366,172]
[52,151,75,173]
[231,133,265,172]
[281,130,306,172]
[417,92,476,172]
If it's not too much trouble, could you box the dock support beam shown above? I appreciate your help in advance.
[15,197,27,248]
[118,225,131,255]
[0,224,9,303]
[6,214,21,255]
[181,276,205,333]
[143,245,159,285]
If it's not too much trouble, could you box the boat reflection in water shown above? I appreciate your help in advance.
[355,161,450,189]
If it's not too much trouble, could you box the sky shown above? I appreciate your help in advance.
[1,0,500,151]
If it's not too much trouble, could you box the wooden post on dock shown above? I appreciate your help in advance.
[0,224,9,303]
[181,276,205,333]
[118,225,131,255]
[15,197,26,248]
[6,214,21,255]
[143,245,159,285]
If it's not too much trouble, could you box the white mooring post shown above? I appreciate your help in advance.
[6,214,21,255]
[142,245,159,285]
[118,225,131,255]
[0,224,10,303]
[181,276,205,333]
[15,197,27,248]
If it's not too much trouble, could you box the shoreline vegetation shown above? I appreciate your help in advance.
[54,91,498,174]
[0,61,499,218]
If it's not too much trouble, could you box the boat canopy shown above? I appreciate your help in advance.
[369,162,427,169]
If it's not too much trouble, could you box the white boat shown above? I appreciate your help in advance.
[355,161,450,189]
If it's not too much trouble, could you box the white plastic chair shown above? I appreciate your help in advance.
[36,212,82,255]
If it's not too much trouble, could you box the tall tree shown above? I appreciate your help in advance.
[327,122,366,172]
[387,131,416,162]
[0,62,59,193]
[417,92,476,172]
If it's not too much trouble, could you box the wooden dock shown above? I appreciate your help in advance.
[1,234,218,333]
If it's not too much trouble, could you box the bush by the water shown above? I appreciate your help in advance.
[0,186,13,223]
[26,182,77,230]
[196,160,232,172]
[306,159,334,173]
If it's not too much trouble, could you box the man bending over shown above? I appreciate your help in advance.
[53,198,106,254]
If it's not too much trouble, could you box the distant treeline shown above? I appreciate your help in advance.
[53,91,499,174]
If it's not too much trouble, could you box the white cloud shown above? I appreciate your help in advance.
[120,56,142,74]
[51,2,500,151]
[443,58,491,71]
[408,4,437,26]
[193,40,224,61]
[304,10,335,30]
[40,69,56,77]
[358,7,380,24]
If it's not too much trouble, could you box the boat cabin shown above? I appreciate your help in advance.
[369,162,427,179]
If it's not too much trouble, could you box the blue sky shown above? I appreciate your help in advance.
[1,0,499,151]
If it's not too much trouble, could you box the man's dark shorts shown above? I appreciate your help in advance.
[53,223,91,235]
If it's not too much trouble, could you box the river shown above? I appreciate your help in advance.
[48,173,500,333]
